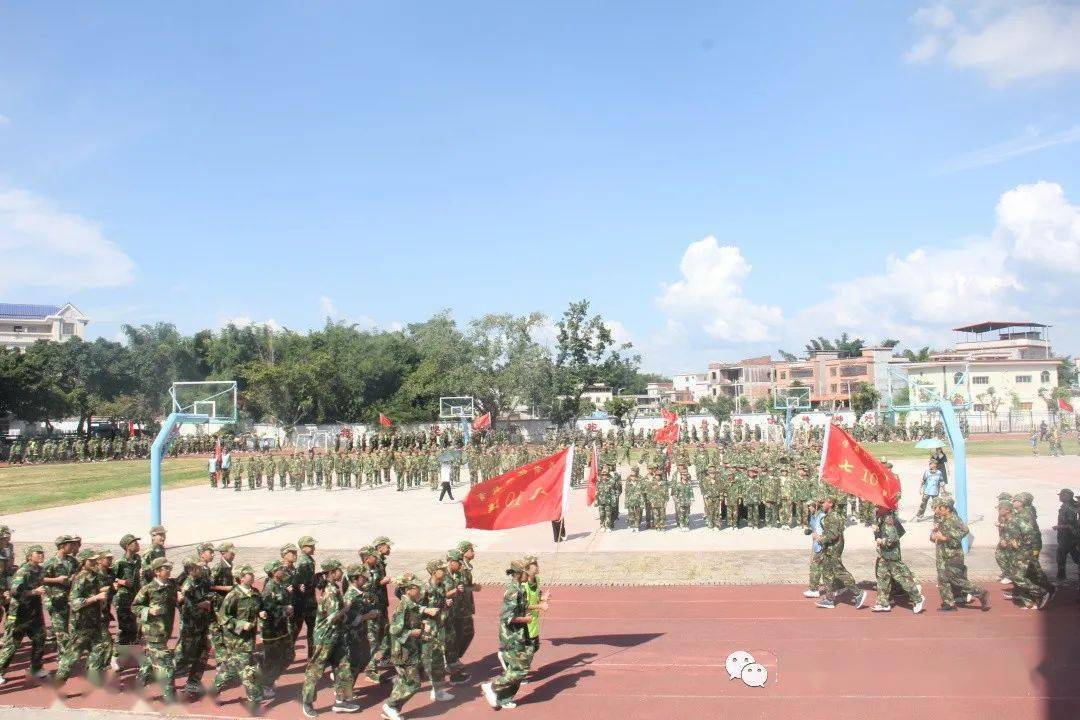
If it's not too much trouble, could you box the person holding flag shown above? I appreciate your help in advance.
[481,560,546,711]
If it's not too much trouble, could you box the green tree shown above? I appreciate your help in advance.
[850,382,880,418]
[602,395,637,428]
[1058,357,1077,387]
[900,346,934,362]
[700,396,734,424]
[805,333,865,359]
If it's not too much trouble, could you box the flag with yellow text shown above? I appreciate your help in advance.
[463,447,572,530]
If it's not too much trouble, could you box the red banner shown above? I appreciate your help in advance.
[819,424,900,509]
[463,448,570,530]
[378,413,393,427]
[586,446,599,506]
[1060,397,1075,413]
[472,412,492,431]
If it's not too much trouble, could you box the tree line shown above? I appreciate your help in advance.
[0,301,649,434]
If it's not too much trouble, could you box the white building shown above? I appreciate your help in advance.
[0,303,89,351]
[580,384,614,409]
[672,372,710,402]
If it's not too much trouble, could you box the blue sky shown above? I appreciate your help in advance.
[2,1,1079,373]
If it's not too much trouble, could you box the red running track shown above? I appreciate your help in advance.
[0,584,1077,720]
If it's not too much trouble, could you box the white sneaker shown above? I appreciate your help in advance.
[480,682,499,709]
[870,604,891,612]
[497,652,506,671]
[854,590,868,609]
[913,599,925,614]
[500,700,517,709]
[964,593,974,605]
[999,578,1012,585]
[802,589,820,598]
[381,704,403,720]
[430,688,454,702]
[0,675,6,687]
[110,658,121,671]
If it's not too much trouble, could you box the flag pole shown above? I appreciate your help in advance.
[817,418,831,481]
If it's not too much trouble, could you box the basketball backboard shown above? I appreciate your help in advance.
[171,381,238,423]
[772,386,811,411]
[439,396,475,420]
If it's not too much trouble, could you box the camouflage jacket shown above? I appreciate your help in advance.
[8,562,45,625]
[113,553,141,604]
[497,578,529,649]
[180,575,214,634]
[343,583,377,638]
[218,584,261,650]
[208,559,235,610]
[934,513,968,555]
[42,553,77,605]
[293,553,316,610]
[389,594,423,664]
[260,577,292,640]
[819,510,846,554]
[140,545,166,583]
[419,581,449,642]
[874,516,905,562]
[312,581,346,648]
[131,578,177,642]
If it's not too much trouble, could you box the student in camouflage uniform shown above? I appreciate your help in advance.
[870,508,925,614]
[670,464,694,531]
[420,560,456,702]
[994,494,1016,583]
[646,468,668,530]
[259,559,294,698]
[814,497,866,609]
[1053,488,1080,581]
[300,558,359,717]
[208,542,237,666]
[343,560,379,697]
[930,498,990,611]
[365,536,394,679]
[42,534,78,654]
[0,545,48,686]
[293,536,318,657]
[625,466,644,532]
[176,557,214,696]
[381,574,436,720]
[1008,492,1055,608]
[480,560,540,711]
[443,549,471,679]
[141,526,167,583]
[212,564,264,710]
[597,463,619,531]
[453,541,479,663]
[131,557,177,701]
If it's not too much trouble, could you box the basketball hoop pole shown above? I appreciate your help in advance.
[150,411,207,526]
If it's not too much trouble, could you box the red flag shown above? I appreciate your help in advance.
[660,407,678,423]
[819,423,901,510]
[128,420,136,438]
[1059,397,1075,413]
[463,448,572,530]
[586,446,599,506]
[378,413,393,427]
[472,412,492,431]
[654,422,678,444]
[214,437,222,463]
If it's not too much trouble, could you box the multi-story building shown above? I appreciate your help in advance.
[0,303,89,351]
[672,372,710,402]
[706,356,775,407]
[774,346,903,408]
[905,322,1060,413]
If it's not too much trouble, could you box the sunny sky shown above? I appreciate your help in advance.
[2,2,1079,373]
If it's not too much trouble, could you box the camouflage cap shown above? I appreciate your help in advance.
[1060,488,1075,499]
[97,548,114,559]
[397,574,421,590]
[358,545,378,559]
[235,564,255,577]
[181,556,201,569]
[878,457,893,468]
[24,544,44,558]
[1015,492,1034,505]
[149,525,166,536]
[996,492,1013,501]
[264,559,283,575]
[298,536,317,548]
[997,498,1014,509]
[55,534,75,547]
[76,548,98,562]
[506,559,526,574]
[279,543,298,556]
[446,549,464,562]
[196,542,214,554]
[0,525,11,536]
[931,497,954,511]
[320,558,342,572]
[119,534,140,548]
[149,557,172,571]
[217,542,235,553]
[522,554,538,566]
[372,536,393,548]
[346,563,365,578]
[456,540,474,552]
[426,559,447,576]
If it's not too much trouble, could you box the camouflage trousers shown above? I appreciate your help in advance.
[779,500,794,527]
[455,615,474,662]
[56,625,113,684]
[874,558,923,608]
[137,640,176,701]
[935,549,983,607]
[763,501,779,526]
[599,504,616,530]
[46,600,71,653]
[492,641,535,701]
[209,620,228,669]
[176,626,209,685]
[214,646,262,702]
[808,549,823,589]
[233,476,241,492]
[387,661,420,710]
[703,496,717,528]
[301,641,352,705]
[674,503,691,529]
[648,503,666,529]
[345,630,371,690]
[1009,552,1053,604]
[0,617,46,674]
[995,545,1015,579]
[260,634,293,688]
[626,505,642,530]
[364,612,389,676]
[820,549,858,600]
[422,634,448,686]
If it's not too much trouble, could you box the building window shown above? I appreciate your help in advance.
[830,384,837,393]
[780,372,786,380]
[973,404,986,412]
[1019,402,1033,411]
[953,372,964,385]
[1015,375,1032,383]
[1040,370,1050,383]
[840,364,867,377]
[12,325,24,333]
[61,322,75,335]
[791,368,813,379]
[829,368,837,377]
[972,376,989,385]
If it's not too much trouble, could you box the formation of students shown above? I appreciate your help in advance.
[0,527,548,718]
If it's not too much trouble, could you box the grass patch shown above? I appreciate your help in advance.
[0,458,207,515]
[864,438,1038,459]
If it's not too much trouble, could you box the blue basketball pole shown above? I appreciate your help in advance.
[149,412,205,527]
[935,400,970,552]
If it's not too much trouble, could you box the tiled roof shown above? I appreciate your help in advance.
[0,303,62,319]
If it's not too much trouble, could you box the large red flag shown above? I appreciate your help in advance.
[819,423,901,509]
[472,412,492,431]
[1059,397,1075,413]
[378,413,393,427]
[660,407,677,423]
[463,448,573,530]
[585,446,599,506]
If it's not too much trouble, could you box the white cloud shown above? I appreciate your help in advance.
[319,295,338,318]
[657,236,783,343]
[604,319,634,345]
[797,180,1080,348]
[906,2,1080,84]
[0,188,135,294]
[996,180,1080,273]
[219,315,283,332]
[939,125,1080,173]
